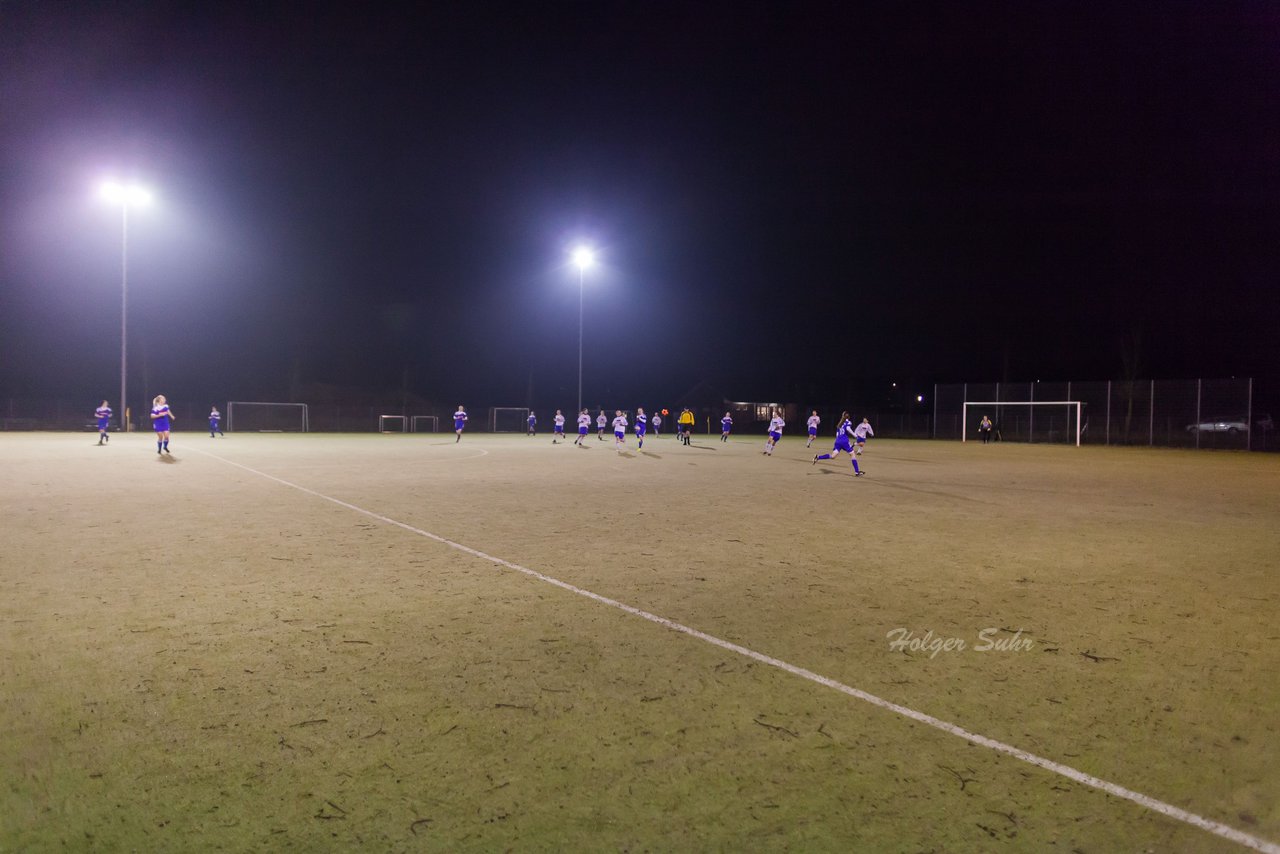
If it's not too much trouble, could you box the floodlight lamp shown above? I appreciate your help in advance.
[571,246,595,270]
[99,181,152,206]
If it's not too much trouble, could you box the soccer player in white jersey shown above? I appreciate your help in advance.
[763,408,785,455]
[612,410,628,451]
[552,410,566,443]
[813,411,863,476]
[651,411,662,436]
[95,400,112,445]
[852,417,874,454]
[453,406,468,442]
[805,410,820,448]
[575,409,591,446]
[150,394,174,454]
[527,411,537,436]
[209,406,224,437]
[596,409,608,441]
[634,407,648,449]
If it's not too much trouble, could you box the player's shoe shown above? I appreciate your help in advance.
[812,455,818,464]
[855,471,864,477]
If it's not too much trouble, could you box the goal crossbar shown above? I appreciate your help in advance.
[963,401,1082,446]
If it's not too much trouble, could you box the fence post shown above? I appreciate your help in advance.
[1105,381,1111,446]
[1247,377,1253,452]
[1149,380,1155,446]
[1195,378,1201,450]
[1029,381,1035,443]
[932,383,937,439]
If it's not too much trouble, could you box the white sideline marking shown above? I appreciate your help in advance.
[193,447,1278,853]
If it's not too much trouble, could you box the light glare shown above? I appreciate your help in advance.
[571,246,595,270]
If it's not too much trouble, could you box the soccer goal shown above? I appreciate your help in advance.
[490,407,530,433]
[227,402,309,433]
[411,415,438,433]
[963,401,1083,445]
[379,415,407,433]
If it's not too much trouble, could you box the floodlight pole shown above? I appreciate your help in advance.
[577,264,584,415]
[119,203,129,433]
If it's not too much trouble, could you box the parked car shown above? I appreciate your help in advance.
[1186,416,1249,434]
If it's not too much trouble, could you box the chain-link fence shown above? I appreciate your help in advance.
[932,379,1270,450]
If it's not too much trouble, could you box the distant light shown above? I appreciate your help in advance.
[891,382,897,387]
[571,246,595,270]
[917,395,924,403]
[99,181,152,206]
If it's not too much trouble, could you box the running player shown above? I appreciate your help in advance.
[453,405,468,442]
[813,411,863,476]
[575,409,591,446]
[763,408,785,455]
[597,409,608,441]
[209,406,224,437]
[805,410,820,448]
[151,395,174,454]
[527,411,537,436]
[552,410,566,443]
[635,407,648,449]
[853,417,874,454]
[612,409,628,451]
[721,411,733,442]
[95,400,112,445]
[651,411,662,436]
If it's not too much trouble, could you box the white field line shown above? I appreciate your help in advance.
[193,447,1278,854]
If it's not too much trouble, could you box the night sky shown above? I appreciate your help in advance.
[2,2,1277,413]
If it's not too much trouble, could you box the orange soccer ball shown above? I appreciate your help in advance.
[661,409,669,416]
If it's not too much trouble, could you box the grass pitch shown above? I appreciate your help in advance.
[1,430,1277,852]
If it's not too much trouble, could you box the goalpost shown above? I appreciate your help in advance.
[227,402,309,433]
[411,415,438,433]
[490,407,530,433]
[963,401,1083,446]
[379,415,408,433]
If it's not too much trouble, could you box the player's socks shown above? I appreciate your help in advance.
[157,442,162,453]
[163,440,169,452]
[852,459,860,474]
[816,453,831,460]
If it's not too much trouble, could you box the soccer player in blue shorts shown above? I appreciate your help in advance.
[853,417,874,455]
[612,410,628,452]
[806,410,820,448]
[95,400,112,445]
[596,409,607,441]
[813,411,863,476]
[721,412,733,442]
[209,406,224,437]
[634,407,648,449]
[651,411,662,437]
[763,408,785,455]
[575,409,591,446]
[527,411,537,436]
[453,405,468,442]
[552,410,566,443]
[151,394,174,454]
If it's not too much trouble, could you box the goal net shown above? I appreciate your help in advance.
[227,402,309,433]
[379,415,407,433]
[411,415,438,433]
[490,407,529,433]
[963,401,1083,445]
